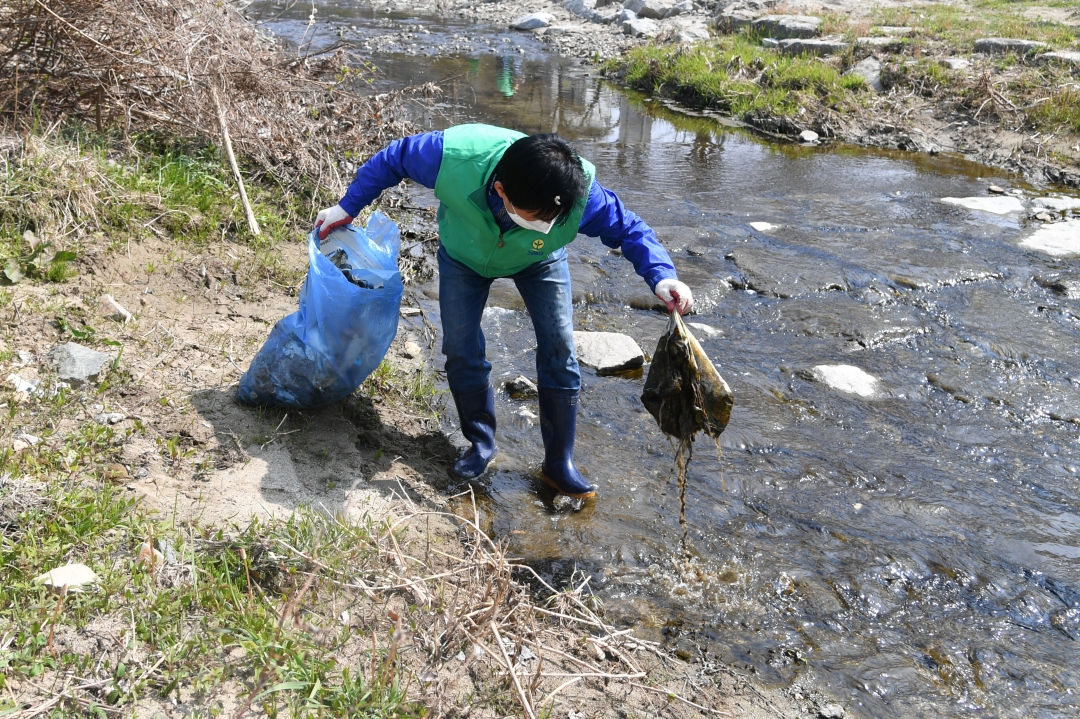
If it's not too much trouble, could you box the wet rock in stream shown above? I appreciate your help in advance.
[800,364,878,398]
[574,331,645,374]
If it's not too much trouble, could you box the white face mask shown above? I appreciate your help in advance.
[505,199,554,235]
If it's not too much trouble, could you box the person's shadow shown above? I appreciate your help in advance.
[179,385,462,527]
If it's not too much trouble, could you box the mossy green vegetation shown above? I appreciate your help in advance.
[615,36,865,127]
[613,2,1080,144]
[0,478,426,716]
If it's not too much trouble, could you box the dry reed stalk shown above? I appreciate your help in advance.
[210,83,259,237]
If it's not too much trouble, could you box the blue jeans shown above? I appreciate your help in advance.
[438,245,580,394]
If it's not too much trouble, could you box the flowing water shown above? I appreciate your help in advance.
[258,4,1080,716]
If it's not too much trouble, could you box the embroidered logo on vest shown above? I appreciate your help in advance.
[529,238,545,255]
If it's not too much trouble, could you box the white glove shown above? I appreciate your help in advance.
[655,278,694,315]
[315,204,353,240]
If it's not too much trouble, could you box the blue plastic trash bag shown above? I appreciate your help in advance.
[237,212,403,408]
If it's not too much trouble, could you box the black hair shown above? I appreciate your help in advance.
[495,133,588,223]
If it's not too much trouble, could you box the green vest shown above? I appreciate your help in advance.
[433,124,595,278]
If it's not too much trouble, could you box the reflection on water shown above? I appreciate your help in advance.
[257,4,1080,718]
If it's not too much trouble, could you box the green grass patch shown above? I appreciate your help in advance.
[0,125,324,288]
[868,1,1079,51]
[0,478,427,716]
[614,35,864,128]
[1029,88,1080,134]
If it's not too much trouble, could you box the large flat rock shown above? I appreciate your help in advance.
[779,38,849,57]
[714,9,756,33]
[574,331,645,375]
[1019,220,1080,256]
[511,12,553,30]
[941,196,1025,214]
[50,342,113,386]
[623,0,674,20]
[1037,50,1080,66]
[1033,196,1080,212]
[974,38,1048,55]
[751,15,821,39]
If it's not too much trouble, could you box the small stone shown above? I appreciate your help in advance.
[16,350,32,365]
[15,433,40,446]
[136,541,164,571]
[563,0,597,19]
[574,331,645,375]
[664,0,693,18]
[1035,212,1054,222]
[941,196,1025,215]
[402,341,422,359]
[940,57,971,71]
[687,245,708,257]
[12,439,29,452]
[1037,50,1080,67]
[49,343,113,386]
[988,185,1005,194]
[93,412,126,425]
[34,563,100,592]
[504,375,539,400]
[714,10,756,34]
[672,25,711,43]
[751,15,822,40]
[779,38,849,57]
[974,38,1048,55]
[819,704,846,719]
[799,129,820,143]
[510,12,553,31]
[802,365,878,397]
[456,651,467,662]
[100,294,132,323]
[624,0,673,20]
[848,56,884,92]
[136,467,149,478]
[748,221,777,232]
[761,37,780,48]
[623,17,659,37]
[7,373,39,395]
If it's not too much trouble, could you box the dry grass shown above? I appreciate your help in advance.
[0,0,435,196]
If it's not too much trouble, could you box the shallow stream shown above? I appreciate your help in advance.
[258,4,1080,716]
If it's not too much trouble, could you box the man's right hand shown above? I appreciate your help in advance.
[315,204,353,240]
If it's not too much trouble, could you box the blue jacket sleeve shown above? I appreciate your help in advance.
[338,131,444,217]
[577,181,677,291]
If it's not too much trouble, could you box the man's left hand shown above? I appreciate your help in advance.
[655,279,693,315]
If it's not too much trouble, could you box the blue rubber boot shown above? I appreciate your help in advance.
[451,385,497,479]
[538,389,596,499]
